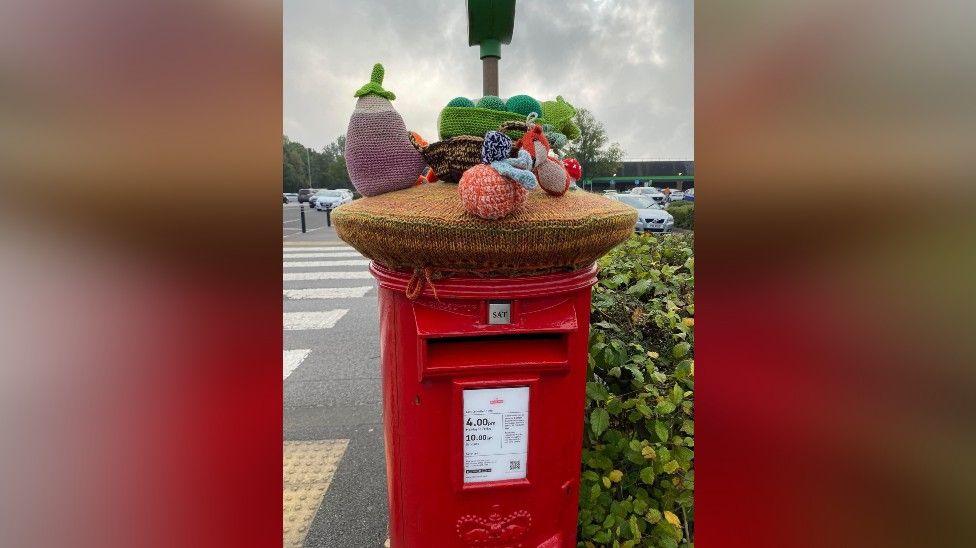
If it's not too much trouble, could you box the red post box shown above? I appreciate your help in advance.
[371,262,598,547]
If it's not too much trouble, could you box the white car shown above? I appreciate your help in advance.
[683,188,694,201]
[664,189,685,202]
[312,189,353,211]
[629,186,667,207]
[609,194,674,234]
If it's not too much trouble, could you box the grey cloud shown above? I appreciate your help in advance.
[284,0,693,159]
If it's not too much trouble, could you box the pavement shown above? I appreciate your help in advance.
[282,200,388,547]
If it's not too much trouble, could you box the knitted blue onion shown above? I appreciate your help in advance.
[481,131,513,164]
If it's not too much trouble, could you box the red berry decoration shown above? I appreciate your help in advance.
[563,158,582,180]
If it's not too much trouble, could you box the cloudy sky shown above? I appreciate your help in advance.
[284,0,693,159]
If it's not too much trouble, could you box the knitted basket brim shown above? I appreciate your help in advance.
[438,107,546,140]
[333,182,638,277]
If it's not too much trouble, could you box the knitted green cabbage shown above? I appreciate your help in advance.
[541,96,579,139]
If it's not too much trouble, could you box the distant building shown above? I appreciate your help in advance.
[582,160,694,193]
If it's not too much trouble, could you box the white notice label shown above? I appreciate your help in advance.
[463,387,529,483]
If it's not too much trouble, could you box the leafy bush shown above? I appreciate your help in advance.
[666,202,694,230]
[579,234,694,547]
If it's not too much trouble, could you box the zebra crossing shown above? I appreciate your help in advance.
[283,216,390,546]
[282,242,374,380]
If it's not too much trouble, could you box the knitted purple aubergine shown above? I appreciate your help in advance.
[344,64,426,197]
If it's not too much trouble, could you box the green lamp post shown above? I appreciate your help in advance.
[467,0,516,96]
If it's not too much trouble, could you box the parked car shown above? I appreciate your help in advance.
[629,186,667,207]
[609,193,674,234]
[683,188,694,201]
[312,189,353,211]
[665,189,685,202]
[283,194,288,204]
[283,192,298,202]
[297,188,317,203]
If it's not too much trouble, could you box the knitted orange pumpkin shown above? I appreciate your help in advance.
[458,164,526,220]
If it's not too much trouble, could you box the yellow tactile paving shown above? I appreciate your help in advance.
[283,439,350,548]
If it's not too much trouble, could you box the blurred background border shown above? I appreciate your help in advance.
[0,0,973,546]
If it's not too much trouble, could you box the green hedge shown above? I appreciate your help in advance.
[579,234,694,547]
[666,202,694,230]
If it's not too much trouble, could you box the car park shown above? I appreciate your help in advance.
[312,189,353,211]
[629,186,668,207]
[608,193,674,234]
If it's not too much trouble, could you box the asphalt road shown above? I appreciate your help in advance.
[282,200,388,547]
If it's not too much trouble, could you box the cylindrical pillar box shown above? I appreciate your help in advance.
[371,262,597,547]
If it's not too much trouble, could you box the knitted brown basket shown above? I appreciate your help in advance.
[333,182,637,278]
[412,135,483,184]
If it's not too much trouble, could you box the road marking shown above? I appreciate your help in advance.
[283,271,373,281]
[283,246,354,252]
[283,241,349,247]
[283,287,372,300]
[283,439,350,548]
[284,260,370,268]
[283,309,348,330]
[282,252,362,259]
[283,349,311,379]
[282,219,301,224]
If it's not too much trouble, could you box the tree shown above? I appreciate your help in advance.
[323,135,351,191]
[282,134,351,191]
[563,109,623,184]
[282,135,309,192]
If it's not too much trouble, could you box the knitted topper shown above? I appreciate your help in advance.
[344,63,426,197]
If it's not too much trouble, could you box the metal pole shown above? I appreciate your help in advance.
[300,204,306,233]
[305,146,313,189]
[325,207,331,227]
[482,56,498,96]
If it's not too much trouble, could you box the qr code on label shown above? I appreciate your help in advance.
[509,460,521,471]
